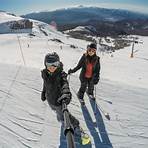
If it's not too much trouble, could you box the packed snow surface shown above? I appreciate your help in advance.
[0,12,148,148]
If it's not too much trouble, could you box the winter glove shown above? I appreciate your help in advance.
[93,77,99,85]
[68,69,73,75]
[62,88,70,94]
[41,91,46,101]
[57,93,71,105]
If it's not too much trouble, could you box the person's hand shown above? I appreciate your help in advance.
[93,78,99,85]
[41,91,46,101]
[68,69,73,75]
[57,93,71,105]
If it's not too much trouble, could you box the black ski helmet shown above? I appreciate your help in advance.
[87,44,90,49]
[44,52,60,68]
[89,43,97,49]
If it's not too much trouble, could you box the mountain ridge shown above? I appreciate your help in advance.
[22,7,148,24]
[21,7,148,37]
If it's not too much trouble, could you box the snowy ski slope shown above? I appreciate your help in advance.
[0,12,148,148]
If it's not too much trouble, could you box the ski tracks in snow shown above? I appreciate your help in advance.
[0,64,148,147]
[0,64,49,148]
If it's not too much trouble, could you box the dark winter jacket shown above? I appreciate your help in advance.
[70,54,100,82]
[41,63,71,106]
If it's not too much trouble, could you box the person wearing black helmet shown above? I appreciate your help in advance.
[68,43,100,104]
[41,52,81,135]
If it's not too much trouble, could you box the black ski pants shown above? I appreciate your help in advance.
[48,103,80,129]
[78,78,94,100]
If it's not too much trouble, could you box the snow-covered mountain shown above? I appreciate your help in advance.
[0,11,21,23]
[22,7,148,36]
[22,7,148,24]
[64,25,97,36]
[0,11,148,148]
[0,11,63,37]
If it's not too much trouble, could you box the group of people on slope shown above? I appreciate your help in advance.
[41,42,100,136]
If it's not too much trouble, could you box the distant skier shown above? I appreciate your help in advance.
[41,52,82,137]
[60,45,62,50]
[68,43,100,104]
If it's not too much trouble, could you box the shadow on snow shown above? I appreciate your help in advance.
[59,98,112,148]
[82,99,113,148]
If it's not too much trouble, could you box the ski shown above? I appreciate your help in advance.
[76,92,86,106]
[98,97,112,104]
[88,95,96,101]
[75,127,91,145]
[96,101,110,120]
[86,89,112,104]
[86,92,110,120]
[79,99,85,106]
[81,131,91,145]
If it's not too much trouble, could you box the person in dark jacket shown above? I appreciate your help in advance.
[68,43,100,103]
[41,52,80,132]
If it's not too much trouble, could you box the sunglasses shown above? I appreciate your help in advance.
[46,61,60,67]
[88,48,96,52]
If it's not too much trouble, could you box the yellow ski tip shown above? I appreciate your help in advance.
[81,135,91,145]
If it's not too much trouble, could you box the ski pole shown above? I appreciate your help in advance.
[62,101,76,148]
[95,101,110,120]
[68,74,71,83]
[94,86,97,115]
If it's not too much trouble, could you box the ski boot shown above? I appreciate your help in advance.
[74,126,91,145]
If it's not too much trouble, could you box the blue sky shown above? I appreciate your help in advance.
[0,0,148,15]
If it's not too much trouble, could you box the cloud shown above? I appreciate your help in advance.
[90,3,148,14]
